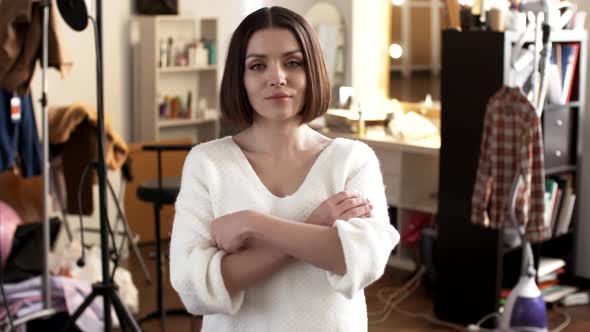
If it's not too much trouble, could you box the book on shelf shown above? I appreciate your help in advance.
[542,285,578,303]
[538,267,565,283]
[538,257,566,278]
[560,43,580,104]
[555,194,576,236]
[544,179,559,228]
[547,42,580,105]
[549,187,562,233]
[538,279,559,291]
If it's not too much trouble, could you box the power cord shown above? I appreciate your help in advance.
[76,161,94,267]
[0,205,15,331]
[369,267,479,332]
[475,312,501,326]
[551,305,572,332]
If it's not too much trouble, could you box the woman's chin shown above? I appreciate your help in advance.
[257,109,300,122]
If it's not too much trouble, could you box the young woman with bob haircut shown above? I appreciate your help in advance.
[170,6,399,331]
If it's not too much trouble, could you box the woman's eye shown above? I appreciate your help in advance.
[286,60,301,68]
[249,63,265,70]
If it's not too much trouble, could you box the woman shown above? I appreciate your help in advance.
[170,6,399,331]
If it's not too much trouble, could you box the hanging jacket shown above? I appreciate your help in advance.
[0,90,42,177]
[471,86,549,242]
[48,103,129,215]
[0,0,68,94]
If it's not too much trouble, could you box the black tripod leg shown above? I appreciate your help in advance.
[154,203,166,332]
[111,290,141,332]
[61,292,98,332]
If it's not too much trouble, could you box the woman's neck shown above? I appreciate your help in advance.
[237,121,313,157]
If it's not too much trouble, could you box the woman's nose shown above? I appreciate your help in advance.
[268,63,286,87]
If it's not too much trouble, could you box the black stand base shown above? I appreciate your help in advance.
[62,282,140,332]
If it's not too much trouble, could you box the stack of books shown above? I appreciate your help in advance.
[538,257,577,304]
[499,257,577,305]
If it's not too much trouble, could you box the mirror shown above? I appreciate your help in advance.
[389,1,441,103]
[304,3,345,89]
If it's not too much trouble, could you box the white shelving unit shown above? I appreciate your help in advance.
[132,15,220,142]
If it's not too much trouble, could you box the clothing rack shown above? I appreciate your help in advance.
[2,0,61,329]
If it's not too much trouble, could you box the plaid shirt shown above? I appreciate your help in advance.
[471,86,549,242]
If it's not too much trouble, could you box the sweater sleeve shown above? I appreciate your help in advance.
[326,143,400,299]
[169,148,245,315]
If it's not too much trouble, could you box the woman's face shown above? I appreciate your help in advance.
[243,28,307,124]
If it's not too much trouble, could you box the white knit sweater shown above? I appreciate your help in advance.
[169,136,400,331]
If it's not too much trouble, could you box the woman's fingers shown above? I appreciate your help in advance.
[340,203,373,220]
[329,191,361,206]
[337,196,369,215]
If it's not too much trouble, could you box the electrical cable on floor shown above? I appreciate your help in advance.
[368,267,423,317]
[550,305,571,332]
[368,267,424,324]
[371,265,575,332]
[369,266,491,332]
[0,206,15,331]
[473,312,501,330]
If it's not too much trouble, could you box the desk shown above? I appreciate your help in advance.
[324,128,440,271]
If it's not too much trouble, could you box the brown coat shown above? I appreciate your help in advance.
[49,103,128,215]
[0,0,68,94]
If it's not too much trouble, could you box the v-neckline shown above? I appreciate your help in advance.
[227,136,339,200]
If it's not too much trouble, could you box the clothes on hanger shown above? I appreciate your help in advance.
[0,90,42,178]
[0,0,69,95]
[0,276,104,332]
[471,86,549,242]
[48,103,128,215]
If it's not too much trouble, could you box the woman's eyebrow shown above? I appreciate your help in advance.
[245,50,302,59]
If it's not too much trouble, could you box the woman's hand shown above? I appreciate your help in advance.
[306,191,373,227]
[210,210,253,253]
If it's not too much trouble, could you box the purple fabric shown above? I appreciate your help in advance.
[0,276,104,332]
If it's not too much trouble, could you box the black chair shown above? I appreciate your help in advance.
[136,144,193,331]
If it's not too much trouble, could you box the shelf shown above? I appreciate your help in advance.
[545,165,576,176]
[387,255,417,272]
[502,231,574,255]
[544,102,582,112]
[158,65,216,73]
[155,16,199,23]
[158,115,218,128]
[506,29,587,43]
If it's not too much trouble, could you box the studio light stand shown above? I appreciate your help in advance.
[54,1,140,331]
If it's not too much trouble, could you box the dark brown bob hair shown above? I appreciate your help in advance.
[219,6,331,125]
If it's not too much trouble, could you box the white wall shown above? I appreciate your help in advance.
[179,0,353,88]
[30,0,132,140]
[574,1,590,279]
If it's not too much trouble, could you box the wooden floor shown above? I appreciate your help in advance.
[116,243,590,332]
